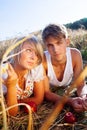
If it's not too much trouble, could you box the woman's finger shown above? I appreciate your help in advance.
[0,78,5,85]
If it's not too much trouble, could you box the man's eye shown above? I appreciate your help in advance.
[47,44,53,47]
[58,42,62,45]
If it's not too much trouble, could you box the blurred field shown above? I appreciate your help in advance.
[0,28,87,62]
[0,93,87,130]
[0,29,87,130]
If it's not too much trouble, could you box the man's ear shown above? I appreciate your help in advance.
[66,38,70,46]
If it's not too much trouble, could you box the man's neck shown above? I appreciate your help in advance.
[51,56,67,67]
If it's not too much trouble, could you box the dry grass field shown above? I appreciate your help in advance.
[0,29,87,130]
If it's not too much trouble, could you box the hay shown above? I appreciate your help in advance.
[0,98,87,130]
[0,79,87,130]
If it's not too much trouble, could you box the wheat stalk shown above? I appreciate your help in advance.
[0,65,8,130]
[0,103,33,130]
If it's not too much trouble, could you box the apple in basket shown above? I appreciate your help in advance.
[64,112,76,123]
[24,101,37,113]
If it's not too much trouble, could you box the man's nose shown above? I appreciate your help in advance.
[53,45,59,52]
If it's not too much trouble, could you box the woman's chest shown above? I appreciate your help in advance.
[17,75,34,99]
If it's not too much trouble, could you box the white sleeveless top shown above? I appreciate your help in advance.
[44,47,73,87]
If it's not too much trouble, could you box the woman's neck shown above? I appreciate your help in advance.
[12,63,29,77]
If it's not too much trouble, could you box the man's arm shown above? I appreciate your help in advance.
[44,76,61,104]
[71,48,85,96]
[42,54,61,104]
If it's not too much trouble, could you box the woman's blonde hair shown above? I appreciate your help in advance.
[12,35,43,65]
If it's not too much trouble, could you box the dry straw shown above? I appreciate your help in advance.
[0,103,33,130]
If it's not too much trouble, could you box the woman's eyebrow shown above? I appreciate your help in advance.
[3,49,26,63]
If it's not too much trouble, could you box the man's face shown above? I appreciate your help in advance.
[45,36,69,63]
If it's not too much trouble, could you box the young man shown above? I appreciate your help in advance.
[42,23,87,112]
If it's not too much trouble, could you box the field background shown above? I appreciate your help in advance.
[0,28,87,63]
[0,28,87,130]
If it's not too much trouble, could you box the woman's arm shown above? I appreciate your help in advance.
[4,63,19,116]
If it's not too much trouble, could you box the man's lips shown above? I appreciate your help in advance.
[54,53,61,57]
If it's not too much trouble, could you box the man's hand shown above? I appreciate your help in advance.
[68,97,84,112]
[82,95,87,110]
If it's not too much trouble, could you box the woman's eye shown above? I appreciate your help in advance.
[25,49,32,52]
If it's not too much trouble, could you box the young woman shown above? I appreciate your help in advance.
[2,36,45,116]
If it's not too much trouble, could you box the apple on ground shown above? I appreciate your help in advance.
[64,112,76,123]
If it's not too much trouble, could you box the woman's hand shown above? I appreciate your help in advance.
[2,63,19,116]
[4,63,18,87]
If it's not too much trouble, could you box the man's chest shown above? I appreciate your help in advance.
[53,65,66,81]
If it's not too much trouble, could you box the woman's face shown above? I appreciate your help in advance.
[17,42,38,70]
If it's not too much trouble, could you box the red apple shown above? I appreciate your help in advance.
[64,112,76,123]
[24,101,37,113]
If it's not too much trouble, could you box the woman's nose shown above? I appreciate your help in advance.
[29,52,36,59]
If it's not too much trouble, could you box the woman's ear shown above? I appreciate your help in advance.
[66,38,70,46]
